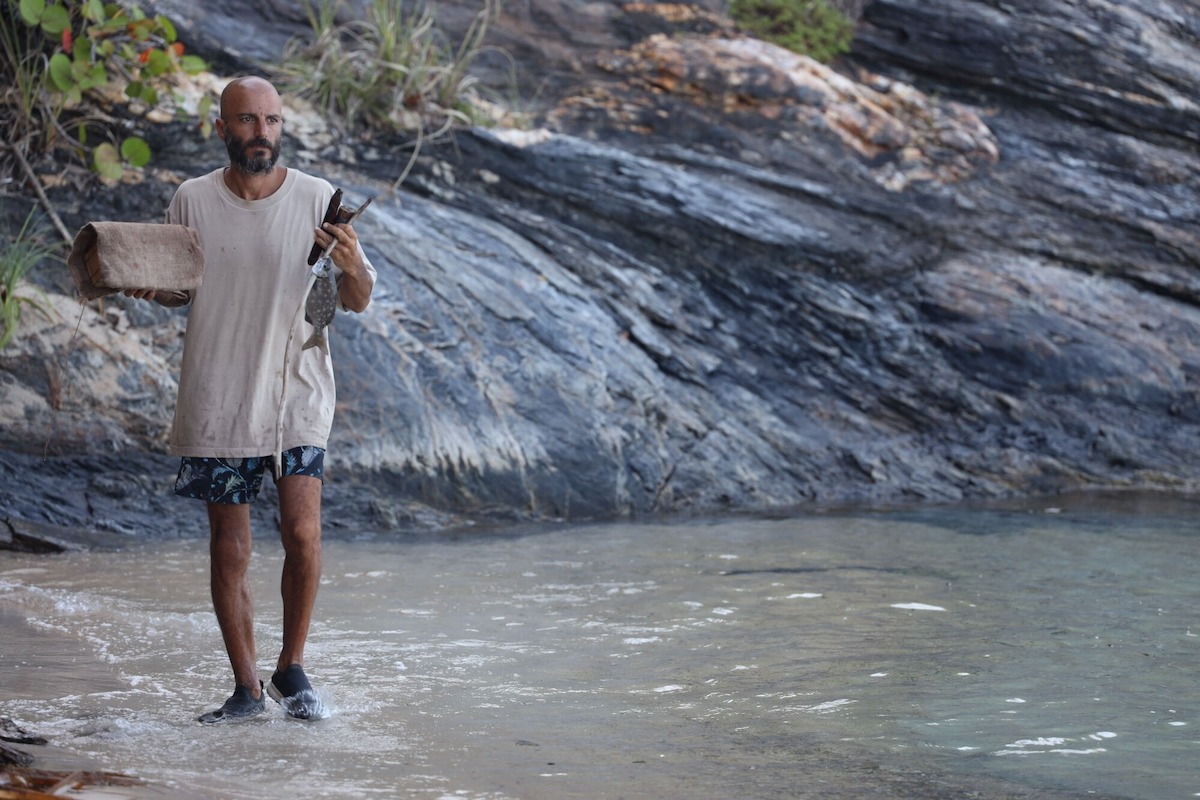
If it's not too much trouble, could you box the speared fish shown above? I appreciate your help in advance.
[303,260,338,353]
[303,195,372,352]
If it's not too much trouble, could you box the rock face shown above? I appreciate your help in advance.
[2,0,1199,537]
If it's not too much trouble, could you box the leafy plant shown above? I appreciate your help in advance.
[277,0,498,187]
[2,0,208,183]
[729,0,854,63]
[0,206,58,351]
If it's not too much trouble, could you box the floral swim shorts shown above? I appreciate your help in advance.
[174,446,325,504]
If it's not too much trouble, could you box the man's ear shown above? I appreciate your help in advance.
[215,117,227,141]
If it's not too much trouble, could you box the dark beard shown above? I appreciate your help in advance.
[226,134,280,175]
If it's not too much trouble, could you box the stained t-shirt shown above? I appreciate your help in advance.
[165,167,376,458]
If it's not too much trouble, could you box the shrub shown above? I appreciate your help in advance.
[1,0,208,183]
[729,0,854,63]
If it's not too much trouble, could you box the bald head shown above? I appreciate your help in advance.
[219,76,282,119]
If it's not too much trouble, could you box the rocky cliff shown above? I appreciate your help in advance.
[2,0,1198,542]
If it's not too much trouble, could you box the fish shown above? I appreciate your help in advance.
[303,258,337,352]
[301,194,373,353]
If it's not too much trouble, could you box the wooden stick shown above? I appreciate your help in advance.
[3,142,73,245]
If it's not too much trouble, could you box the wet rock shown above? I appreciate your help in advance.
[0,719,47,749]
[0,741,35,767]
[3,0,1200,538]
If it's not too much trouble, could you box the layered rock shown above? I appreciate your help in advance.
[2,0,1198,539]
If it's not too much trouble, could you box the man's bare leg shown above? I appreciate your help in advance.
[207,502,261,697]
[274,474,322,675]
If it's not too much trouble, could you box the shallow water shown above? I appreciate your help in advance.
[1,495,1198,799]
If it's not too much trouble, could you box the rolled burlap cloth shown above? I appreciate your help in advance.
[67,222,204,306]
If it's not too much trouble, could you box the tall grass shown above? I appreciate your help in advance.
[1,5,57,159]
[829,0,868,23]
[278,0,497,138]
[0,206,58,351]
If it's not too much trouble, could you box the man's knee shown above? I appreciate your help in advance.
[280,518,322,555]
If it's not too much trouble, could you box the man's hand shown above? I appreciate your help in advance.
[119,288,191,307]
[313,221,372,312]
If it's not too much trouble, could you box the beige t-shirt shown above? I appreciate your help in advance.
[165,167,376,458]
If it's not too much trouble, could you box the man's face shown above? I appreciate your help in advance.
[217,81,285,175]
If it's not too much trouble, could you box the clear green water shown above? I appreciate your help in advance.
[1,494,1197,799]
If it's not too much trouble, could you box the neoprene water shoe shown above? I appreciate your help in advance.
[268,664,327,720]
[197,681,265,724]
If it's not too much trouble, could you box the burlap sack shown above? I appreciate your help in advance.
[67,222,204,304]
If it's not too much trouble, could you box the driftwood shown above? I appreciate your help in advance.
[0,766,148,799]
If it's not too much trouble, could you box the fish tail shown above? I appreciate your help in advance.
[302,330,325,351]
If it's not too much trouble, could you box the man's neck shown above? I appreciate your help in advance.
[223,165,287,201]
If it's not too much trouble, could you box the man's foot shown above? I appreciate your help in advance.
[198,682,265,724]
[267,664,327,720]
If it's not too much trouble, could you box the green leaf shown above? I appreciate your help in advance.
[197,94,214,138]
[97,12,127,34]
[18,0,45,27]
[93,142,123,181]
[120,136,151,168]
[156,15,177,43]
[144,48,171,76]
[82,0,105,22]
[128,17,154,40]
[39,3,69,34]
[124,80,145,100]
[80,61,107,90]
[181,54,207,75]
[47,52,73,91]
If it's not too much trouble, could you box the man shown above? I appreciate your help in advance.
[127,76,376,723]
